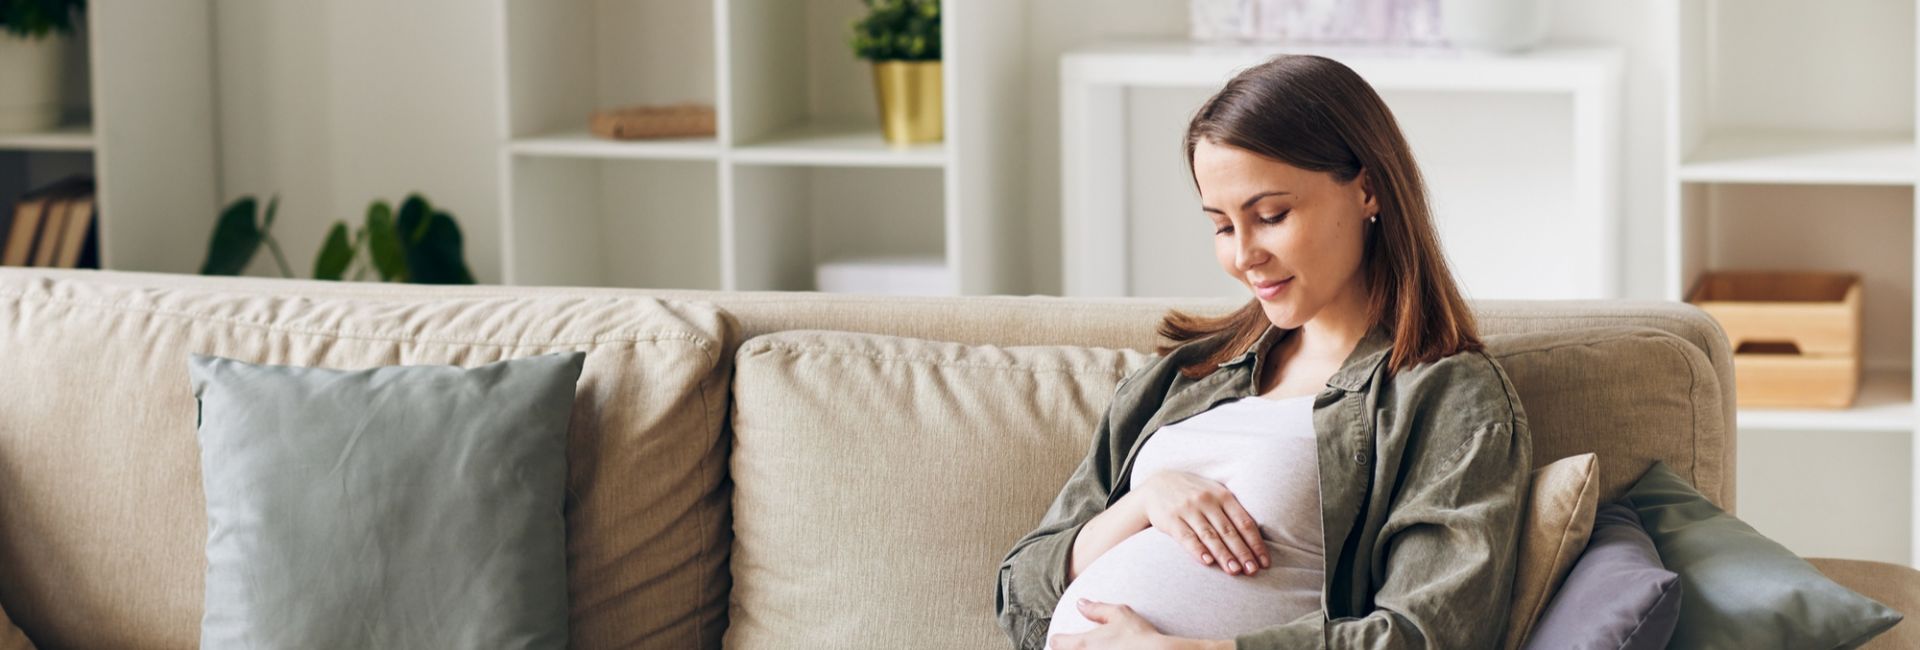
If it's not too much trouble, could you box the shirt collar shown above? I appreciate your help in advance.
[1215,321,1394,394]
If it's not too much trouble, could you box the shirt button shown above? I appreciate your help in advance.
[1354,451,1370,465]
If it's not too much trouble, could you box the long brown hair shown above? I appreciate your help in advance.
[1160,54,1481,378]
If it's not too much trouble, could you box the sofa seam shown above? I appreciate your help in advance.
[0,288,716,351]
[742,341,1143,378]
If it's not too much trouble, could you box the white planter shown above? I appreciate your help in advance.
[0,32,66,133]
[1439,0,1549,53]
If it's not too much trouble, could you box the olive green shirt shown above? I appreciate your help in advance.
[994,322,1532,649]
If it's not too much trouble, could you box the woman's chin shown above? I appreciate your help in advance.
[1259,306,1307,331]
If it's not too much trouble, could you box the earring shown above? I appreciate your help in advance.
[1368,214,1379,224]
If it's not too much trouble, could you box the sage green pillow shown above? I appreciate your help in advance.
[189,352,585,649]
[1623,462,1902,649]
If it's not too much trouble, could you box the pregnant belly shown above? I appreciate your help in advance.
[1047,528,1323,642]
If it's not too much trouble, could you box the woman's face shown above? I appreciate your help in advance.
[1193,139,1376,331]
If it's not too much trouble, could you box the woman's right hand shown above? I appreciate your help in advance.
[1135,470,1269,576]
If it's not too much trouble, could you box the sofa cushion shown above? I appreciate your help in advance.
[1522,503,1680,650]
[1624,462,1901,648]
[190,352,583,648]
[1484,326,1725,505]
[726,330,1152,649]
[0,274,736,649]
[1502,453,1599,649]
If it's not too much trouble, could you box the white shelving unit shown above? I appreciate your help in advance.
[1666,0,1920,564]
[0,2,219,274]
[495,0,1027,294]
[1058,41,1623,300]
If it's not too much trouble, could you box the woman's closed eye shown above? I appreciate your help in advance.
[1212,211,1289,236]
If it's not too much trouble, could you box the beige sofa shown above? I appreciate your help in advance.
[0,268,1913,649]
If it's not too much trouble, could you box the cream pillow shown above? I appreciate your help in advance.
[1503,452,1601,650]
[725,330,1153,649]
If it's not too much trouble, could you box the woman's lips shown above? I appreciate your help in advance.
[1256,278,1292,300]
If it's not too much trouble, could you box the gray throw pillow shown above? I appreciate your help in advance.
[1622,462,1902,649]
[189,352,585,649]
[1522,503,1680,650]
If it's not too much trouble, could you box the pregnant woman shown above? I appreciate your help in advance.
[994,54,1533,649]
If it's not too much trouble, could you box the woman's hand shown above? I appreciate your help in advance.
[1048,599,1232,650]
[1136,470,1269,576]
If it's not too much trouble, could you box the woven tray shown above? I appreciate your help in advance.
[589,103,717,140]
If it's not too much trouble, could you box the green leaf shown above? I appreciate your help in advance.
[396,194,433,243]
[404,211,475,285]
[200,196,264,276]
[312,221,354,280]
[365,201,406,282]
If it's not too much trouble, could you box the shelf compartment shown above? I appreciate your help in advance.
[1685,0,1912,139]
[1678,130,1915,186]
[503,0,718,142]
[728,164,947,293]
[506,156,721,289]
[509,129,720,161]
[1739,368,1912,433]
[730,120,946,168]
[727,0,910,150]
[0,125,95,153]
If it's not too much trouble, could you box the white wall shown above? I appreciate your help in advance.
[213,0,502,282]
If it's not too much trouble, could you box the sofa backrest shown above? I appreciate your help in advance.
[43,270,1736,506]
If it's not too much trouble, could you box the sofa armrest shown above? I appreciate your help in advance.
[1809,556,1918,649]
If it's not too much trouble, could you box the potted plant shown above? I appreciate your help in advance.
[850,0,941,146]
[0,0,85,133]
[200,193,476,284]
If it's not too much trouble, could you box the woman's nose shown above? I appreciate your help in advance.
[1235,235,1266,270]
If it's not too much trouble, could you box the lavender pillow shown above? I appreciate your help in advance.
[1521,503,1680,650]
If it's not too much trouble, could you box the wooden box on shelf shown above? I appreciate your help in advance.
[1687,270,1863,409]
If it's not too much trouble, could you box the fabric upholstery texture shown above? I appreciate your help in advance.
[1502,453,1599,650]
[1624,462,1902,649]
[0,272,736,649]
[1483,327,1724,506]
[1522,503,1680,650]
[0,610,29,650]
[725,330,1153,649]
[190,352,583,648]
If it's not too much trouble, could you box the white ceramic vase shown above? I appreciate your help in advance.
[0,33,65,133]
[1438,0,1549,53]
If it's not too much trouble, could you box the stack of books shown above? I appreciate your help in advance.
[0,175,97,269]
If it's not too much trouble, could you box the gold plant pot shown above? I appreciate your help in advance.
[872,60,943,146]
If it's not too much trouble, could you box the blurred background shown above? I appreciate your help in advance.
[0,0,1914,565]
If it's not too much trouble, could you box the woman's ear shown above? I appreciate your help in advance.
[1355,167,1380,216]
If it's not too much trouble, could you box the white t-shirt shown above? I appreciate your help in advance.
[1047,393,1325,641]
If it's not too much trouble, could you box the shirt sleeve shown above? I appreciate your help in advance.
[1236,360,1532,649]
[994,363,1153,650]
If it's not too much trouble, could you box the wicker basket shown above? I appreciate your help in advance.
[588,103,716,140]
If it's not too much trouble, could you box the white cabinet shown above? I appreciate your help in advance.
[496,0,1028,294]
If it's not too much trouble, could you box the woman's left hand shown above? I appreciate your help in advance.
[1048,599,1226,650]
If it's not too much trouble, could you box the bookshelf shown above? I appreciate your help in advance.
[495,0,1027,294]
[0,1,218,273]
[1664,0,1920,564]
